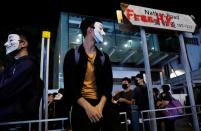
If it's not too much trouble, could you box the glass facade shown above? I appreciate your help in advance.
[54,12,180,89]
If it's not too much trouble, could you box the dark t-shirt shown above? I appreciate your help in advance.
[113,89,134,112]
[114,90,133,101]
[133,85,149,111]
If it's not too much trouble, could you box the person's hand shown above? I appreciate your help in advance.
[112,97,118,104]
[95,103,104,116]
[85,104,102,123]
[118,98,126,102]
[112,100,118,104]
[161,100,169,107]
[156,101,162,107]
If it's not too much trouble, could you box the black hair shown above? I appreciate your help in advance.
[135,73,143,79]
[122,77,131,83]
[48,93,53,96]
[161,84,170,92]
[80,17,101,37]
[153,87,159,95]
[160,92,172,101]
[53,92,58,98]
[58,88,64,95]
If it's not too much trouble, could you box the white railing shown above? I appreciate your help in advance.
[0,117,68,131]
[140,105,201,131]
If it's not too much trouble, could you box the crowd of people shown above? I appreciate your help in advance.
[48,88,66,129]
[0,16,190,131]
[112,75,182,131]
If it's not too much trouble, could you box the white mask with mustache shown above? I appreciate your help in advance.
[94,22,105,44]
[4,34,21,55]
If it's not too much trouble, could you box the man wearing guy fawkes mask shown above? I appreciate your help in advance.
[64,17,122,131]
[0,28,43,130]
[4,34,25,56]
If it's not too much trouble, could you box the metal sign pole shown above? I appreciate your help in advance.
[39,31,51,131]
[38,37,44,131]
[140,27,157,131]
[178,33,200,131]
[160,71,164,85]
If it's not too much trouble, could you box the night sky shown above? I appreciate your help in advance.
[0,0,200,43]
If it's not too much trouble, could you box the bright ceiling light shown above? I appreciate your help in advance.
[128,40,132,43]
[76,38,80,43]
[170,69,185,78]
[124,44,128,48]
[78,34,82,37]
[103,42,108,46]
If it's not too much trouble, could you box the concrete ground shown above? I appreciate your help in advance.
[175,117,194,131]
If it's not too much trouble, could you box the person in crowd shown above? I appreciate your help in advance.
[113,77,134,131]
[132,73,149,131]
[113,77,134,109]
[63,17,122,131]
[48,93,57,129]
[54,88,65,118]
[158,84,172,100]
[153,87,160,106]
[157,84,172,109]
[48,93,55,119]
[48,93,54,105]
[133,73,149,111]
[0,28,43,130]
[153,87,162,131]
[157,84,175,131]
[184,95,193,127]
[54,88,67,129]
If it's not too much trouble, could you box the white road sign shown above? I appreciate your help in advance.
[121,3,196,32]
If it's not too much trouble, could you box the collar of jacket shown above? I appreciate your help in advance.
[77,44,104,57]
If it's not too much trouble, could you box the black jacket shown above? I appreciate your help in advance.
[63,44,113,113]
[0,56,43,122]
